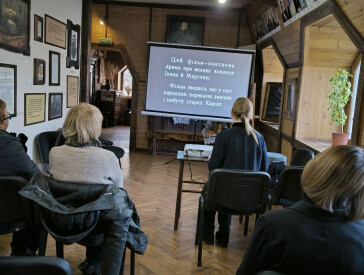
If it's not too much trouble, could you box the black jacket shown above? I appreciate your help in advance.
[237,195,364,275]
[0,130,39,179]
[19,173,148,275]
[208,123,269,172]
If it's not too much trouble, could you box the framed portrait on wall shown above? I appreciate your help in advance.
[44,14,66,49]
[0,63,17,116]
[48,93,63,120]
[0,0,30,55]
[166,15,204,45]
[34,14,43,42]
[49,51,60,86]
[33,58,45,85]
[24,93,46,126]
[66,20,80,69]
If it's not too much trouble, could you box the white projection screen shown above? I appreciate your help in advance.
[143,42,254,122]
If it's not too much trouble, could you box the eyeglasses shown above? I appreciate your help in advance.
[1,113,12,121]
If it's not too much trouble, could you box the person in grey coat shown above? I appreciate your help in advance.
[0,99,40,256]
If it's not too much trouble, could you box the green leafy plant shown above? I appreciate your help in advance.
[328,68,353,133]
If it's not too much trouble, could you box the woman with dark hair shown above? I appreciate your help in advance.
[237,146,364,274]
[204,97,269,247]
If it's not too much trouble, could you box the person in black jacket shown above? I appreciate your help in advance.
[0,99,40,256]
[237,146,364,275]
[204,97,269,247]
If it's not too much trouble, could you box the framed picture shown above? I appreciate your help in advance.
[48,93,63,120]
[0,63,17,116]
[24,93,46,126]
[0,0,30,55]
[67,75,79,107]
[166,15,204,45]
[44,14,66,49]
[49,51,60,86]
[262,82,282,123]
[284,77,298,120]
[34,14,43,42]
[66,20,80,69]
[33,58,45,85]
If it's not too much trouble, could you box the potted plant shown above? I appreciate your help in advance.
[328,68,353,146]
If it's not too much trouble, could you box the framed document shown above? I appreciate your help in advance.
[44,14,66,49]
[49,51,60,86]
[0,0,30,55]
[33,58,45,85]
[67,75,79,107]
[0,63,17,116]
[24,93,46,126]
[48,93,63,120]
[34,14,43,42]
[66,20,80,69]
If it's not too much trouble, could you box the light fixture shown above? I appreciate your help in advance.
[99,19,104,25]
[218,0,226,3]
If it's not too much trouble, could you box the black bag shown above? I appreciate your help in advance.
[267,161,286,189]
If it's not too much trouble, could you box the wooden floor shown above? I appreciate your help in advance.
[0,126,256,274]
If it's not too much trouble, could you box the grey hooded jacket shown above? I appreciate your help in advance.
[19,173,148,275]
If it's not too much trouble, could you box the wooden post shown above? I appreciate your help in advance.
[80,0,92,103]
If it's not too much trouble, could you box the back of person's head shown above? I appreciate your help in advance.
[231,97,258,143]
[63,103,103,143]
[301,145,364,221]
[0,99,6,121]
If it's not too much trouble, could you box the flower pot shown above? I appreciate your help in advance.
[332,132,349,146]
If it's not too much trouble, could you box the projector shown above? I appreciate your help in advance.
[184,144,213,158]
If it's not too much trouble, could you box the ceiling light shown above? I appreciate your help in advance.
[218,0,226,3]
[100,19,104,25]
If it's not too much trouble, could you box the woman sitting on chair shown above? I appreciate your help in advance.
[49,103,123,275]
[204,97,269,247]
[237,145,364,274]
[0,99,40,256]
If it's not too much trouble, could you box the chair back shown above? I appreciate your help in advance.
[290,148,314,166]
[0,256,72,275]
[36,131,61,173]
[277,166,304,206]
[206,169,270,215]
[0,176,31,235]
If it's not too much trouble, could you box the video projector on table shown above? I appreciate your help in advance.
[184,144,213,158]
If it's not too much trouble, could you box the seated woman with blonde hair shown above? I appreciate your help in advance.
[237,145,364,274]
[49,103,123,275]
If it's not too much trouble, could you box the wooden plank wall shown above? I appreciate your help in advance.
[91,4,252,150]
[247,0,364,154]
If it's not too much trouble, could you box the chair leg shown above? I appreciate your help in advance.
[130,249,135,275]
[56,241,64,259]
[197,195,204,267]
[38,229,48,256]
[195,195,201,246]
[255,213,260,224]
[244,214,249,236]
[239,215,243,224]
[119,246,126,275]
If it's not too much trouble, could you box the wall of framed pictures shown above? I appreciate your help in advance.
[0,0,82,159]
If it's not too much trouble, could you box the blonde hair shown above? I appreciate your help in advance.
[63,103,103,143]
[0,99,6,122]
[231,97,258,143]
[301,146,364,221]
